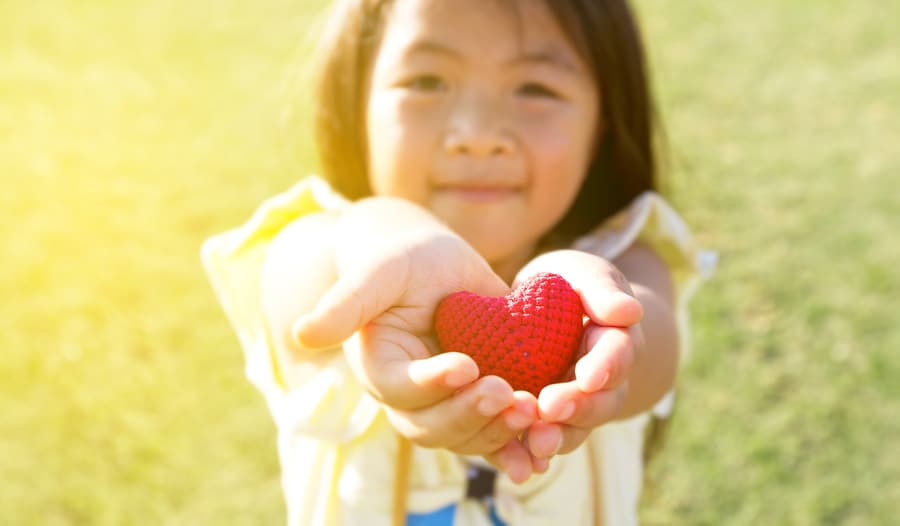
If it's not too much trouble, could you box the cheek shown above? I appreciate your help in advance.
[522,116,593,224]
[365,95,433,198]
[521,102,596,166]
[530,174,585,230]
[526,123,592,192]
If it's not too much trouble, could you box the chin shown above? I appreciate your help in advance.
[469,235,532,277]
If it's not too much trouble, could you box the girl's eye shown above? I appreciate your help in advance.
[405,75,446,92]
[518,82,559,99]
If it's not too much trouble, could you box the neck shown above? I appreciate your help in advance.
[490,242,536,284]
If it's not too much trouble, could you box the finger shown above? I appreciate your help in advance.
[574,325,638,392]
[450,391,539,455]
[292,252,411,349]
[484,439,535,484]
[575,270,643,328]
[505,390,540,429]
[515,250,642,327]
[386,375,515,448]
[523,421,563,458]
[557,426,593,456]
[350,326,479,409]
[525,419,595,457]
[538,381,628,430]
[449,415,526,456]
[532,455,550,474]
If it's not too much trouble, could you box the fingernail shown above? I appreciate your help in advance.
[618,292,643,320]
[533,456,550,474]
[477,396,508,416]
[507,462,530,484]
[555,401,576,422]
[551,433,564,456]
[444,368,477,389]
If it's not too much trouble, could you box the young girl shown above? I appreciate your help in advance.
[203,0,712,524]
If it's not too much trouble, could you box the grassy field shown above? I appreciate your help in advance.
[2,0,898,524]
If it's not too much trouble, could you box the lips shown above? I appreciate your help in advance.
[434,184,519,202]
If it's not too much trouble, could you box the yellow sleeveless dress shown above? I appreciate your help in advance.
[202,176,714,526]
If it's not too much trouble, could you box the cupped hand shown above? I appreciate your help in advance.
[513,250,644,460]
[291,198,546,481]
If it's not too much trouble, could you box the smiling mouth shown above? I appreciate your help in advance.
[434,185,519,202]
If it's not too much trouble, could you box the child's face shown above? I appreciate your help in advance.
[366,0,599,277]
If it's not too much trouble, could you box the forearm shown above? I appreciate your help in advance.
[612,242,680,419]
[613,282,679,419]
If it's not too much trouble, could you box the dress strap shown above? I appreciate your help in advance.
[586,437,604,526]
[393,435,412,526]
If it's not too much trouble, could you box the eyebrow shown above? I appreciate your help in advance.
[512,49,581,74]
[404,39,460,59]
[403,39,582,74]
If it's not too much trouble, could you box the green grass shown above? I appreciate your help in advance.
[2,0,897,524]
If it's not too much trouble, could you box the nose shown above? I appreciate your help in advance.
[443,93,516,158]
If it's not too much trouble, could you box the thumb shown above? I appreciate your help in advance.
[292,252,411,349]
[580,285,643,328]
[516,250,643,328]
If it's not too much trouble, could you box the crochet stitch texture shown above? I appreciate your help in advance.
[434,272,585,395]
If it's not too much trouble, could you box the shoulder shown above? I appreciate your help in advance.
[262,211,342,356]
[574,191,712,302]
[266,210,341,260]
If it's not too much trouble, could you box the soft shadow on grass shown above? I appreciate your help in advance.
[1,0,898,524]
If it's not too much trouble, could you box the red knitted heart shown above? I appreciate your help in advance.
[434,272,585,396]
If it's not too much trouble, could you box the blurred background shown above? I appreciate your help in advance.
[2,0,898,524]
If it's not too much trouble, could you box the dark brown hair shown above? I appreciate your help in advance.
[313,0,661,247]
